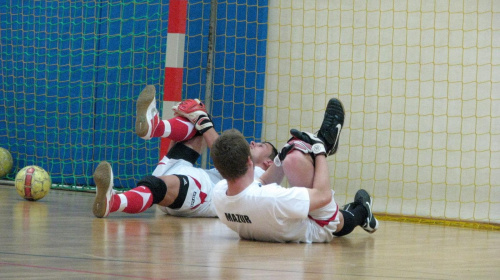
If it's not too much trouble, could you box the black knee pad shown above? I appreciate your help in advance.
[168,174,189,209]
[167,142,200,165]
[136,176,167,205]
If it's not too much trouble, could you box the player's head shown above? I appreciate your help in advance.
[211,129,252,181]
[249,141,278,170]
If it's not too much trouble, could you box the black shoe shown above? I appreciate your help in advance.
[317,98,344,155]
[354,189,379,233]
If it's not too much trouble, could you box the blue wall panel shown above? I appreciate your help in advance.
[0,0,268,188]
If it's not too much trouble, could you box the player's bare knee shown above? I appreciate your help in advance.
[282,150,313,170]
[282,151,314,187]
[183,135,204,153]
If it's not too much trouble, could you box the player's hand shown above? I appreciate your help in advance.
[172,99,213,134]
[273,143,295,167]
[289,129,326,156]
[193,114,214,134]
[171,99,207,124]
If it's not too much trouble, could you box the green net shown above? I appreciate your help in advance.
[0,0,269,190]
[0,1,170,190]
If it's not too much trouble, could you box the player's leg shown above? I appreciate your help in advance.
[281,150,314,188]
[161,116,198,141]
[316,98,345,156]
[333,189,379,236]
[171,98,221,149]
[152,134,205,186]
[157,172,217,217]
[343,189,379,233]
[162,137,202,165]
[180,134,203,154]
[278,98,345,187]
[92,161,115,218]
[93,161,182,218]
[135,85,197,141]
[172,99,214,136]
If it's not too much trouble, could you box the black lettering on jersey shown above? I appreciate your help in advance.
[224,212,252,224]
[190,192,197,207]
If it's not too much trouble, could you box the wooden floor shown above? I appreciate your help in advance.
[1,185,499,280]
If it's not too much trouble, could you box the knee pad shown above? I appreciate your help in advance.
[136,176,167,205]
[167,142,200,164]
[168,174,189,209]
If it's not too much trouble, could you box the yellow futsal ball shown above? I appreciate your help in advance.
[0,147,13,178]
[15,165,52,201]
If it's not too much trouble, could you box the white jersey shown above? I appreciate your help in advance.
[213,180,339,243]
[153,156,266,218]
[253,166,265,179]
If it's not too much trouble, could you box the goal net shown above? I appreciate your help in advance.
[0,0,268,191]
[263,0,500,226]
[1,0,499,226]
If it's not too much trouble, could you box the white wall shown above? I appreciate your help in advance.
[263,0,500,223]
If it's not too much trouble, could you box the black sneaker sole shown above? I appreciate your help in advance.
[317,98,345,155]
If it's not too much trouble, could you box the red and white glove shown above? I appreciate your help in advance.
[172,99,213,134]
[289,129,326,156]
[273,143,295,167]
[274,129,327,166]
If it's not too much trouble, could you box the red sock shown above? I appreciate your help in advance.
[151,120,166,138]
[152,116,196,141]
[110,186,153,214]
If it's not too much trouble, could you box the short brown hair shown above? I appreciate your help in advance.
[264,141,278,160]
[211,129,251,180]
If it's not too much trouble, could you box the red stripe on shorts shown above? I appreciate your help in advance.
[308,204,339,227]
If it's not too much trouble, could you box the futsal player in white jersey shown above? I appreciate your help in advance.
[211,99,379,243]
[92,85,277,218]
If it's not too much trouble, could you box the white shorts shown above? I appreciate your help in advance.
[152,156,222,218]
[307,191,340,240]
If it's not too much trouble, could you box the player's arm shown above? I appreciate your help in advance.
[287,129,332,212]
[202,128,219,149]
[172,99,218,148]
[258,162,285,185]
[306,154,332,212]
[259,140,297,185]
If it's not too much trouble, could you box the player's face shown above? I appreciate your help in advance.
[249,141,274,165]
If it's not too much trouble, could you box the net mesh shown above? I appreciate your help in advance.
[2,0,499,226]
[263,0,500,224]
[0,0,268,190]
[0,1,171,190]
